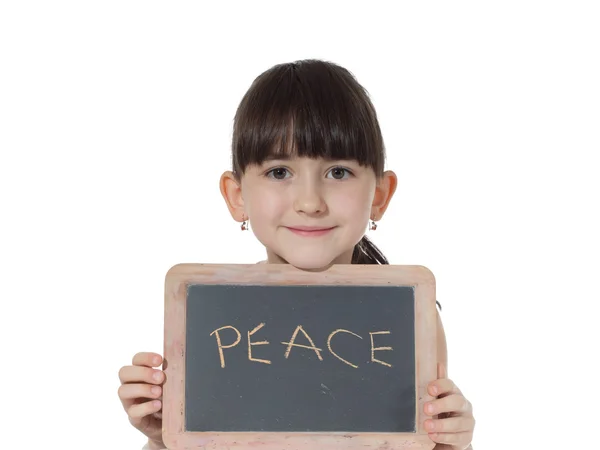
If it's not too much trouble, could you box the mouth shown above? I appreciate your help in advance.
[285,226,336,237]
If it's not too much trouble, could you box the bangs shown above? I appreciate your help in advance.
[231,59,385,177]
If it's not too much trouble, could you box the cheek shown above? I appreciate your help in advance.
[331,186,373,222]
[246,188,285,225]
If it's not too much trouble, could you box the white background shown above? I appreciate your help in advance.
[1,1,598,449]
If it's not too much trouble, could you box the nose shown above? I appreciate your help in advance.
[293,181,327,215]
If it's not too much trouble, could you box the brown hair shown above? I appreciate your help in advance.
[231,59,388,264]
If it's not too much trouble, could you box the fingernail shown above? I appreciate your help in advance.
[427,404,435,414]
[153,371,162,381]
[153,400,161,408]
[153,357,161,366]
[431,386,438,395]
[426,420,435,431]
[151,386,161,395]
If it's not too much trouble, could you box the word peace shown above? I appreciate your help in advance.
[210,323,393,369]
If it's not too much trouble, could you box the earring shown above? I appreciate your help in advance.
[241,216,249,231]
[369,219,378,231]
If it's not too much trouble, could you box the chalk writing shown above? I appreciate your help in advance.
[209,324,393,368]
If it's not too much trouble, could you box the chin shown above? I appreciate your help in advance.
[279,250,341,272]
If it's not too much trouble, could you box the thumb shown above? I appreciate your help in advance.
[437,362,447,379]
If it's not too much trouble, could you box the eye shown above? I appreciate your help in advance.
[326,166,352,180]
[265,167,291,180]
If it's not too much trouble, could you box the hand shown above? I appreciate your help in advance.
[424,363,475,450]
[118,352,165,447]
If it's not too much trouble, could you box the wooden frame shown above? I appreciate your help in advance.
[163,263,437,449]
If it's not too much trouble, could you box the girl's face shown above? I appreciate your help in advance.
[221,156,397,270]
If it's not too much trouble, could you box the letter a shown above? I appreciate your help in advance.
[281,325,323,361]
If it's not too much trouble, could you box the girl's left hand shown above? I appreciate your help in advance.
[424,363,475,450]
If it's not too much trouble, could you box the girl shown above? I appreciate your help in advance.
[118,59,475,450]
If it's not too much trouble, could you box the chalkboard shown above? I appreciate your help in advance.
[163,264,437,450]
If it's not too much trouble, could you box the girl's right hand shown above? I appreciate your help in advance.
[118,352,165,447]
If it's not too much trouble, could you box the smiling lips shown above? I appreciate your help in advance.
[285,226,336,237]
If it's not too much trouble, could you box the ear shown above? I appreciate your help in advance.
[371,170,398,220]
[219,171,246,222]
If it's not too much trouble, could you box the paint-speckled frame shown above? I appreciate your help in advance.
[163,264,437,450]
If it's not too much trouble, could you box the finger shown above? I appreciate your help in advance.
[132,352,163,368]
[437,362,447,379]
[118,383,162,411]
[428,377,461,397]
[428,431,473,447]
[425,416,475,434]
[119,365,164,385]
[152,396,163,420]
[127,399,162,424]
[425,393,472,417]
